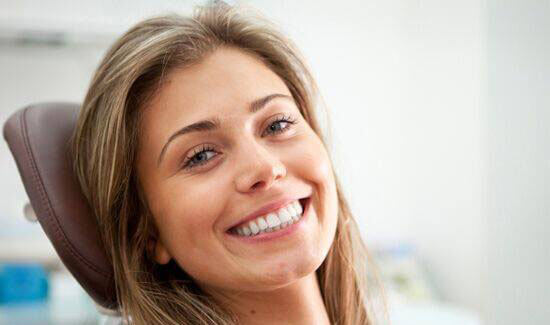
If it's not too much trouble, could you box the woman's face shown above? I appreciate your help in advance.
[136,46,338,293]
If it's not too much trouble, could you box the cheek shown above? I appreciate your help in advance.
[290,131,339,234]
[153,179,224,255]
[291,131,336,199]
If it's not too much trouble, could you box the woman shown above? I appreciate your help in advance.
[71,1,385,324]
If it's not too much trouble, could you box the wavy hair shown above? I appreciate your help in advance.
[71,1,386,324]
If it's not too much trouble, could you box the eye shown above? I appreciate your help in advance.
[181,144,218,170]
[181,114,298,171]
[262,114,297,137]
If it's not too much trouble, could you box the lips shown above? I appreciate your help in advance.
[226,196,311,233]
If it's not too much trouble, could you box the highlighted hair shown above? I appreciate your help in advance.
[71,2,387,324]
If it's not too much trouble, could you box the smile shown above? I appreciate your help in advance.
[229,197,309,237]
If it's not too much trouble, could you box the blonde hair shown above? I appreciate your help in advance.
[71,2,386,324]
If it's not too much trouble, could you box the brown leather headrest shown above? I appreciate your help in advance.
[3,102,117,309]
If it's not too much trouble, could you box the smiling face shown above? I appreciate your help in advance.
[135,46,338,294]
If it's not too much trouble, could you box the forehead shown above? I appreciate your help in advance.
[142,46,292,132]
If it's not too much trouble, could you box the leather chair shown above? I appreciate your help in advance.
[3,102,118,310]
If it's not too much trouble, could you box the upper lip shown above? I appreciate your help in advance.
[226,196,306,231]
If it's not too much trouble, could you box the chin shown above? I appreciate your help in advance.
[251,247,324,289]
[255,211,335,289]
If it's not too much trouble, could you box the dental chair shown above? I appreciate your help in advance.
[3,102,120,321]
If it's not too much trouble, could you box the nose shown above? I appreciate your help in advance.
[234,140,287,193]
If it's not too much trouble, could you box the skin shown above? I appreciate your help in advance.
[136,46,339,324]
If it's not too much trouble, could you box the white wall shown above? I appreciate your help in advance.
[0,0,485,315]
[251,0,485,314]
[485,1,550,324]
[4,1,547,323]
[0,0,484,312]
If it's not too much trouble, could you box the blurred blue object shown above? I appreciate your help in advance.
[0,263,48,304]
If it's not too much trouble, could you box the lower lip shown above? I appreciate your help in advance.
[226,197,311,243]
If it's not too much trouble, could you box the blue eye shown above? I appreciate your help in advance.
[262,114,297,136]
[181,115,297,170]
[182,144,218,170]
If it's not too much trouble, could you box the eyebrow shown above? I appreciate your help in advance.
[157,93,293,167]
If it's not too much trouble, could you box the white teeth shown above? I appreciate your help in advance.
[232,199,307,237]
[278,207,292,223]
[249,220,259,235]
[294,201,303,215]
[287,205,299,221]
[257,217,268,231]
[266,213,281,228]
[287,204,297,216]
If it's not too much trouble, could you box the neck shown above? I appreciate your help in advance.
[207,272,330,325]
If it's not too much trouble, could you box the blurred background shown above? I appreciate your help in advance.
[0,0,548,324]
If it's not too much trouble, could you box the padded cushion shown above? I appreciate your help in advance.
[3,102,117,309]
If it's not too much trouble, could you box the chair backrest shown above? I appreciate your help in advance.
[3,102,117,309]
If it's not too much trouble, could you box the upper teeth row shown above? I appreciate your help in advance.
[234,200,304,236]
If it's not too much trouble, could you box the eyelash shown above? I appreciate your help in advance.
[181,115,297,170]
